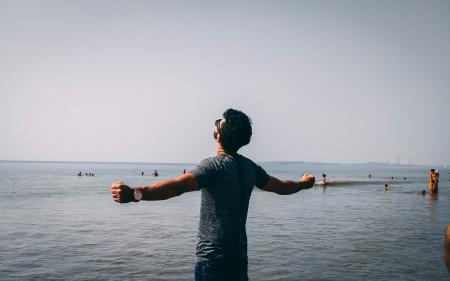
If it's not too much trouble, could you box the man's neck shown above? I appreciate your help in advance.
[216,144,237,157]
[216,145,226,156]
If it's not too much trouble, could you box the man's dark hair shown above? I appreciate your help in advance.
[219,108,252,153]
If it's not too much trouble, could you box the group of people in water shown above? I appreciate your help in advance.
[140,169,187,177]
[78,169,189,177]
[141,170,160,177]
[78,167,441,196]
[315,169,442,194]
[77,171,95,176]
[78,168,442,193]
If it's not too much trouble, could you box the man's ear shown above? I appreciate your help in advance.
[216,133,222,144]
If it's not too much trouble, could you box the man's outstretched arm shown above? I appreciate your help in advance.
[111,173,198,203]
[261,174,315,195]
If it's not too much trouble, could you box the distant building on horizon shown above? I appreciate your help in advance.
[396,154,412,166]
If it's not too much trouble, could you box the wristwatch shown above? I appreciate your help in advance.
[133,188,143,202]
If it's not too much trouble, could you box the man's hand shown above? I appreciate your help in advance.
[111,181,134,203]
[301,174,315,189]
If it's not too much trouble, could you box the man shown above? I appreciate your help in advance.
[111,109,315,281]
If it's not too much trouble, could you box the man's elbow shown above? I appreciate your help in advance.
[274,189,296,195]
[175,174,199,193]
[262,183,293,195]
[273,182,302,195]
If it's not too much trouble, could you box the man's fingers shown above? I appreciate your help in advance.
[111,181,125,188]
[110,181,128,203]
[301,175,315,182]
[112,193,121,202]
[110,181,132,203]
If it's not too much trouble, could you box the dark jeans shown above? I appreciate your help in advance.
[195,258,248,281]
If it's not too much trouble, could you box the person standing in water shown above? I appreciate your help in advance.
[321,173,327,185]
[110,109,315,281]
[429,169,439,194]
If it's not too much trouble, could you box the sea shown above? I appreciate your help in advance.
[1,160,449,281]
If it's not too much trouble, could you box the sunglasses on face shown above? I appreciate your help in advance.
[215,119,222,131]
[214,119,222,140]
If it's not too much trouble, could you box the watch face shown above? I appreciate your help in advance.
[134,190,143,201]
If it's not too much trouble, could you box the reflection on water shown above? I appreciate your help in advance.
[429,192,439,202]
[446,225,450,274]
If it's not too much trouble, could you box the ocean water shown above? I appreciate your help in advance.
[1,160,449,281]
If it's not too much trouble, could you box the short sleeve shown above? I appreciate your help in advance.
[190,158,219,188]
[254,162,270,188]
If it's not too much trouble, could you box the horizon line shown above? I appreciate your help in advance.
[0,159,445,167]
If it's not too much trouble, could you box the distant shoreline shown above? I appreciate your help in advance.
[0,159,445,168]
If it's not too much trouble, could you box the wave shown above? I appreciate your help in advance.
[314,179,416,186]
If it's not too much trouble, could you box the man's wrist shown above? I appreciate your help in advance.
[129,187,135,202]
[132,187,144,202]
[298,181,305,190]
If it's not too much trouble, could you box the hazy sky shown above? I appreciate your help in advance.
[1,0,449,165]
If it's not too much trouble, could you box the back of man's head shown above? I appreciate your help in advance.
[220,109,252,153]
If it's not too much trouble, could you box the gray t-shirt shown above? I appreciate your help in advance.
[191,153,270,261]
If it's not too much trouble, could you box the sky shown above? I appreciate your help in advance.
[1,0,449,165]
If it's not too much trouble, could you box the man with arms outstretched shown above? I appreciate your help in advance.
[111,109,315,281]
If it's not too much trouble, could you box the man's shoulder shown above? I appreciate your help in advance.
[195,155,226,169]
[200,155,226,163]
[236,154,258,166]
